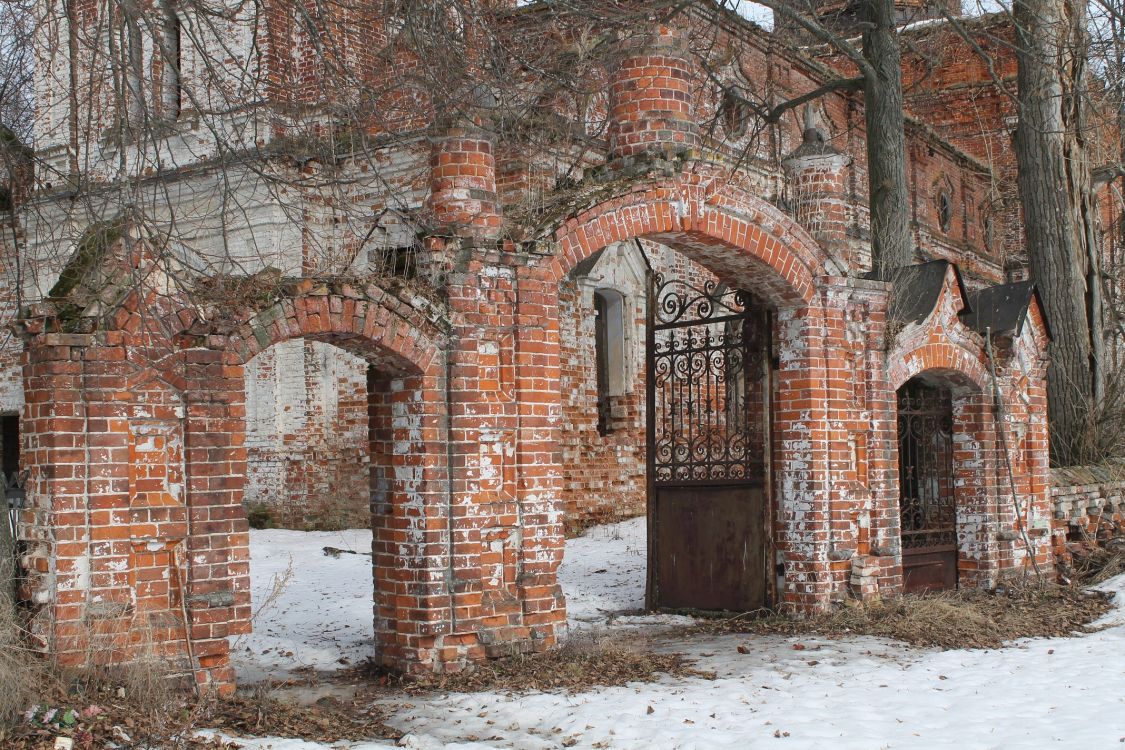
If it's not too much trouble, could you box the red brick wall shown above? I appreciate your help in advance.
[244,339,371,529]
[9,7,1066,693]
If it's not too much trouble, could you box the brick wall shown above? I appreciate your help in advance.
[244,338,371,529]
[6,4,1069,692]
[558,242,650,527]
[1051,463,1125,557]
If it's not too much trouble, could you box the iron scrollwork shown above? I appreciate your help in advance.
[653,274,751,326]
[897,381,956,550]
[649,275,766,484]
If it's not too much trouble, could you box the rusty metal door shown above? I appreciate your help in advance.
[646,275,770,612]
[897,379,958,593]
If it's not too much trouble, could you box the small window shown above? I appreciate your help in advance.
[124,11,145,126]
[938,190,953,233]
[159,0,183,120]
[594,289,626,435]
[721,89,749,139]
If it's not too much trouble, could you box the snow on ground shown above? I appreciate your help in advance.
[233,528,376,681]
[231,521,1125,749]
[558,517,646,627]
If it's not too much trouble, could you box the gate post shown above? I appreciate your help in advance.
[772,302,835,611]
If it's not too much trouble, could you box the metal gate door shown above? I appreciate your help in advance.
[897,379,958,593]
[646,275,769,612]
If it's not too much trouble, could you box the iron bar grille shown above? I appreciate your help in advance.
[897,381,956,550]
[649,276,765,485]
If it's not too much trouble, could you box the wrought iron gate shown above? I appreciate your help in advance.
[897,379,958,593]
[646,275,770,612]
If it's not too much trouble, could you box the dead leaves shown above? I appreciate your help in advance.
[693,581,1114,650]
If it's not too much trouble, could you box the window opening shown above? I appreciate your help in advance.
[594,288,626,435]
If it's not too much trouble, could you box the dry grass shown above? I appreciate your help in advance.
[0,603,49,735]
[691,580,1114,650]
[1072,547,1125,585]
[0,609,216,749]
[399,633,713,695]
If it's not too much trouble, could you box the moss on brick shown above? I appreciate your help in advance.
[47,218,126,301]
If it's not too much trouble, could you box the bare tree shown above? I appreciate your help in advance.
[729,0,914,275]
[1012,0,1111,463]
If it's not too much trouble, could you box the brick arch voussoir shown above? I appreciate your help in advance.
[889,341,989,394]
[704,182,840,281]
[230,292,445,380]
[551,179,830,307]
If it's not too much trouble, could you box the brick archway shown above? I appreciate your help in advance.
[542,177,841,613]
[179,287,451,687]
[887,346,1001,590]
[550,178,839,303]
[888,341,989,394]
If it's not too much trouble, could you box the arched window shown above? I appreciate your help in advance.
[123,7,145,126]
[938,189,953,233]
[594,288,626,435]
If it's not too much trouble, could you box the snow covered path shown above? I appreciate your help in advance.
[233,518,652,679]
[229,520,1125,749]
[232,528,376,681]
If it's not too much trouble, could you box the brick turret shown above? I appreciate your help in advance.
[428,124,503,240]
[783,107,850,253]
[607,26,700,162]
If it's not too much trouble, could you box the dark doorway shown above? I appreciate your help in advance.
[897,379,958,593]
[1,414,18,491]
[646,276,770,612]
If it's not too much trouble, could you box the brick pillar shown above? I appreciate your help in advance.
[19,329,93,661]
[182,343,251,692]
[989,335,1054,581]
[430,245,567,667]
[17,321,205,680]
[428,126,502,240]
[607,26,701,162]
[951,391,1002,587]
[783,120,850,254]
[773,303,835,611]
[511,264,566,647]
[818,278,901,601]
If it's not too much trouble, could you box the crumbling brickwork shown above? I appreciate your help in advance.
[244,339,371,529]
[0,1,1082,691]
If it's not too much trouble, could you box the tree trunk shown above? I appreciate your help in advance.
[1014,0,1101,465]
[861,0,913,276]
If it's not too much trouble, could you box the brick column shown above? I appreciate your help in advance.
[435,244,519,666]
[783,122,850,255]
[182,342,251,692]
[818,278,901,601]
[428,126,502,240]
[19,328,94,661]
[951,391,1002,587]
[18,321,202,678]
[607,26,701,162]
[511,263,566,648]
[772,303,835,611]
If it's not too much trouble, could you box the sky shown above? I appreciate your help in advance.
[729,1,1010,30]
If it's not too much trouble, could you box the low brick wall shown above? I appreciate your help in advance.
[1051,463,1125,554]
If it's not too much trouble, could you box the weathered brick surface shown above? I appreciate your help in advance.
[244,339,371,529]
[3,6,1074,691]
